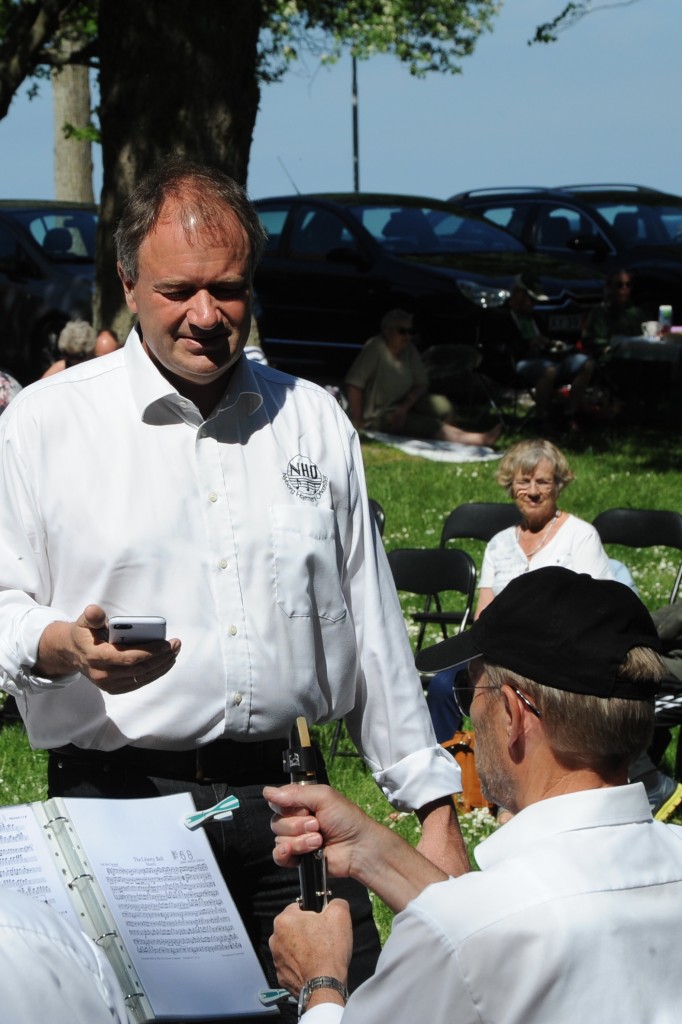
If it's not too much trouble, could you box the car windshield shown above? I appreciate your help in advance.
[348,203,526,255]
[10,207,97,262]
[591,200,682,246]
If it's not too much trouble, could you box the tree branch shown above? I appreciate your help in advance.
[530,0,645,45]
[0,0,78,118]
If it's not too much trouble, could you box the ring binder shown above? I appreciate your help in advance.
[0,792,275,1021]
[68,871,93,888]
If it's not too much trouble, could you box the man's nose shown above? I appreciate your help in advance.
[187,291,222,329]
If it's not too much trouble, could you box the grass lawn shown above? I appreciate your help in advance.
[1,416,681,941]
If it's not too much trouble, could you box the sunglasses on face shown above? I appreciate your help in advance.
[454,668,542,719]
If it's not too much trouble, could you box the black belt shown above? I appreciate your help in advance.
[50,736,289,785]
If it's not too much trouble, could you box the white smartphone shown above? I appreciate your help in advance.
[108,615,167,645]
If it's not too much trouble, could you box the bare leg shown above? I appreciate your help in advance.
[567,358,595,414]
[438,421,502,447]
[533,365,558,419]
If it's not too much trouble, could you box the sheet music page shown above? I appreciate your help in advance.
[0,803,80,925]
[64,792,273,1019]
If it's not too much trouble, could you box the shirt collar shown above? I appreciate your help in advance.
[475,783,652,871]
[123,325,264,423]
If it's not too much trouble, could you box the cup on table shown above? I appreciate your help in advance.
[641,321,660,339]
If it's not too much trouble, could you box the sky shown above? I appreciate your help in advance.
[0,0,679,203]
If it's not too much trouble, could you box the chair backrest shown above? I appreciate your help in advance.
[368,498,385,537]
[592,507,682,603]
[387,547,477,650]
[440,502,522,546]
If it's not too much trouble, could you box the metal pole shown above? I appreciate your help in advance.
[352,56,360,192]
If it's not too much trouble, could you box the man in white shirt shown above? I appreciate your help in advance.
[1,888,128,1023]
[0,160,464,1016]
[267,567,682,1023]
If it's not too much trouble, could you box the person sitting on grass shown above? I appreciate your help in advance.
[345,309,501,447]
[266,568,682,1024]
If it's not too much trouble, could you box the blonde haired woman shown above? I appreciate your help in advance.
[476,438,611,617]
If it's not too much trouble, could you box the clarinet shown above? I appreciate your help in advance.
[283,716,330,911]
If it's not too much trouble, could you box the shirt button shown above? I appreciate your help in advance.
[233,692,243,706]
[219,559,228,570]
[209,492,218,503]
[229,625,238,636]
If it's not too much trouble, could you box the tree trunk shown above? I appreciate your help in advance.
[94,0,263,337]
[52,40,94,202]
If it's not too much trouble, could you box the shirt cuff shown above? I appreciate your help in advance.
[373,745,462,811]
[9,607,80,691]
[302,1004,346,1024]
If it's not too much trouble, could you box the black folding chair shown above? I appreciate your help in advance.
[440,502,522,548]
[387,547,477,652]
[328,546,476,763]
[592,508,682,604]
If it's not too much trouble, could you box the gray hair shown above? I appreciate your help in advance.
[57,320,97,357]
[115,158,267,284]
[380,308,413,335]
[496,438,575,496]
[483,645,664,776]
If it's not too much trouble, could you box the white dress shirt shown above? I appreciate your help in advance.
[0,330,459,808]
[480,514,613,596]
[305,784,682,1024]
[0,888,127,1023]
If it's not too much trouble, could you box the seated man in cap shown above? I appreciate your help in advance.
[265,567,682,1024]
[507,273,594,429]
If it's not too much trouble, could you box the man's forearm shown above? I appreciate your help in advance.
[416,797,471,878]
[349,815,448,914]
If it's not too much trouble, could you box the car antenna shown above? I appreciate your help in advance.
[278,157,300,194]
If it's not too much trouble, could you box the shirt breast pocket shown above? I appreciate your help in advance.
[271,505,347,622]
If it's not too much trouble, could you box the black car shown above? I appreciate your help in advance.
[253,193,605,382]
[452,184,682,319]
[0,201,97,382]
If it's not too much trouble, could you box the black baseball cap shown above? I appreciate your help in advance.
[415,567,662,700]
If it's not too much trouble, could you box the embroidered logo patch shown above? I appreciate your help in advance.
[283,455,328,502]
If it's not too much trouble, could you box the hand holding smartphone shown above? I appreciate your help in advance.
[108,616,167,645]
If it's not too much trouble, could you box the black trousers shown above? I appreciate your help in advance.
[48,741,381,1024]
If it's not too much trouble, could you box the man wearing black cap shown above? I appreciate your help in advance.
[264,568,682,1024]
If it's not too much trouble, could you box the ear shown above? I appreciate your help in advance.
[500,685,531,760]
[117,262,138,313]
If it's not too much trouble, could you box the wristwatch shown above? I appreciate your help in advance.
[298,976,349,1019]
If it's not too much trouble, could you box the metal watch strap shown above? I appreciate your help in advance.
[298,976,349,1019]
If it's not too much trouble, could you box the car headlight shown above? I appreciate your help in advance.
[456,279,510,309]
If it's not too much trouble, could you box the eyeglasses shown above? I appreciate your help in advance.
[512,477,555,492]
[454,669,542,719]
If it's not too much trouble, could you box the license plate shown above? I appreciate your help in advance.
[548,314,581,332]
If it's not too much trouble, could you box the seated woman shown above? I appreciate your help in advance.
[344,309,501,447]
[429,438,681,819]
[427,439,612,742]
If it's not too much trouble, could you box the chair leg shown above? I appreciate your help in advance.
[328,719,343,763]
[328,719,359,762]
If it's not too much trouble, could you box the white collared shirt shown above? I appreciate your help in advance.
[0,329,458,808]
[306,785,682,1023]
[0,888,127,1023]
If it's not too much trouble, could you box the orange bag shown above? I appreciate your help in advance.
[442,730,494,813]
